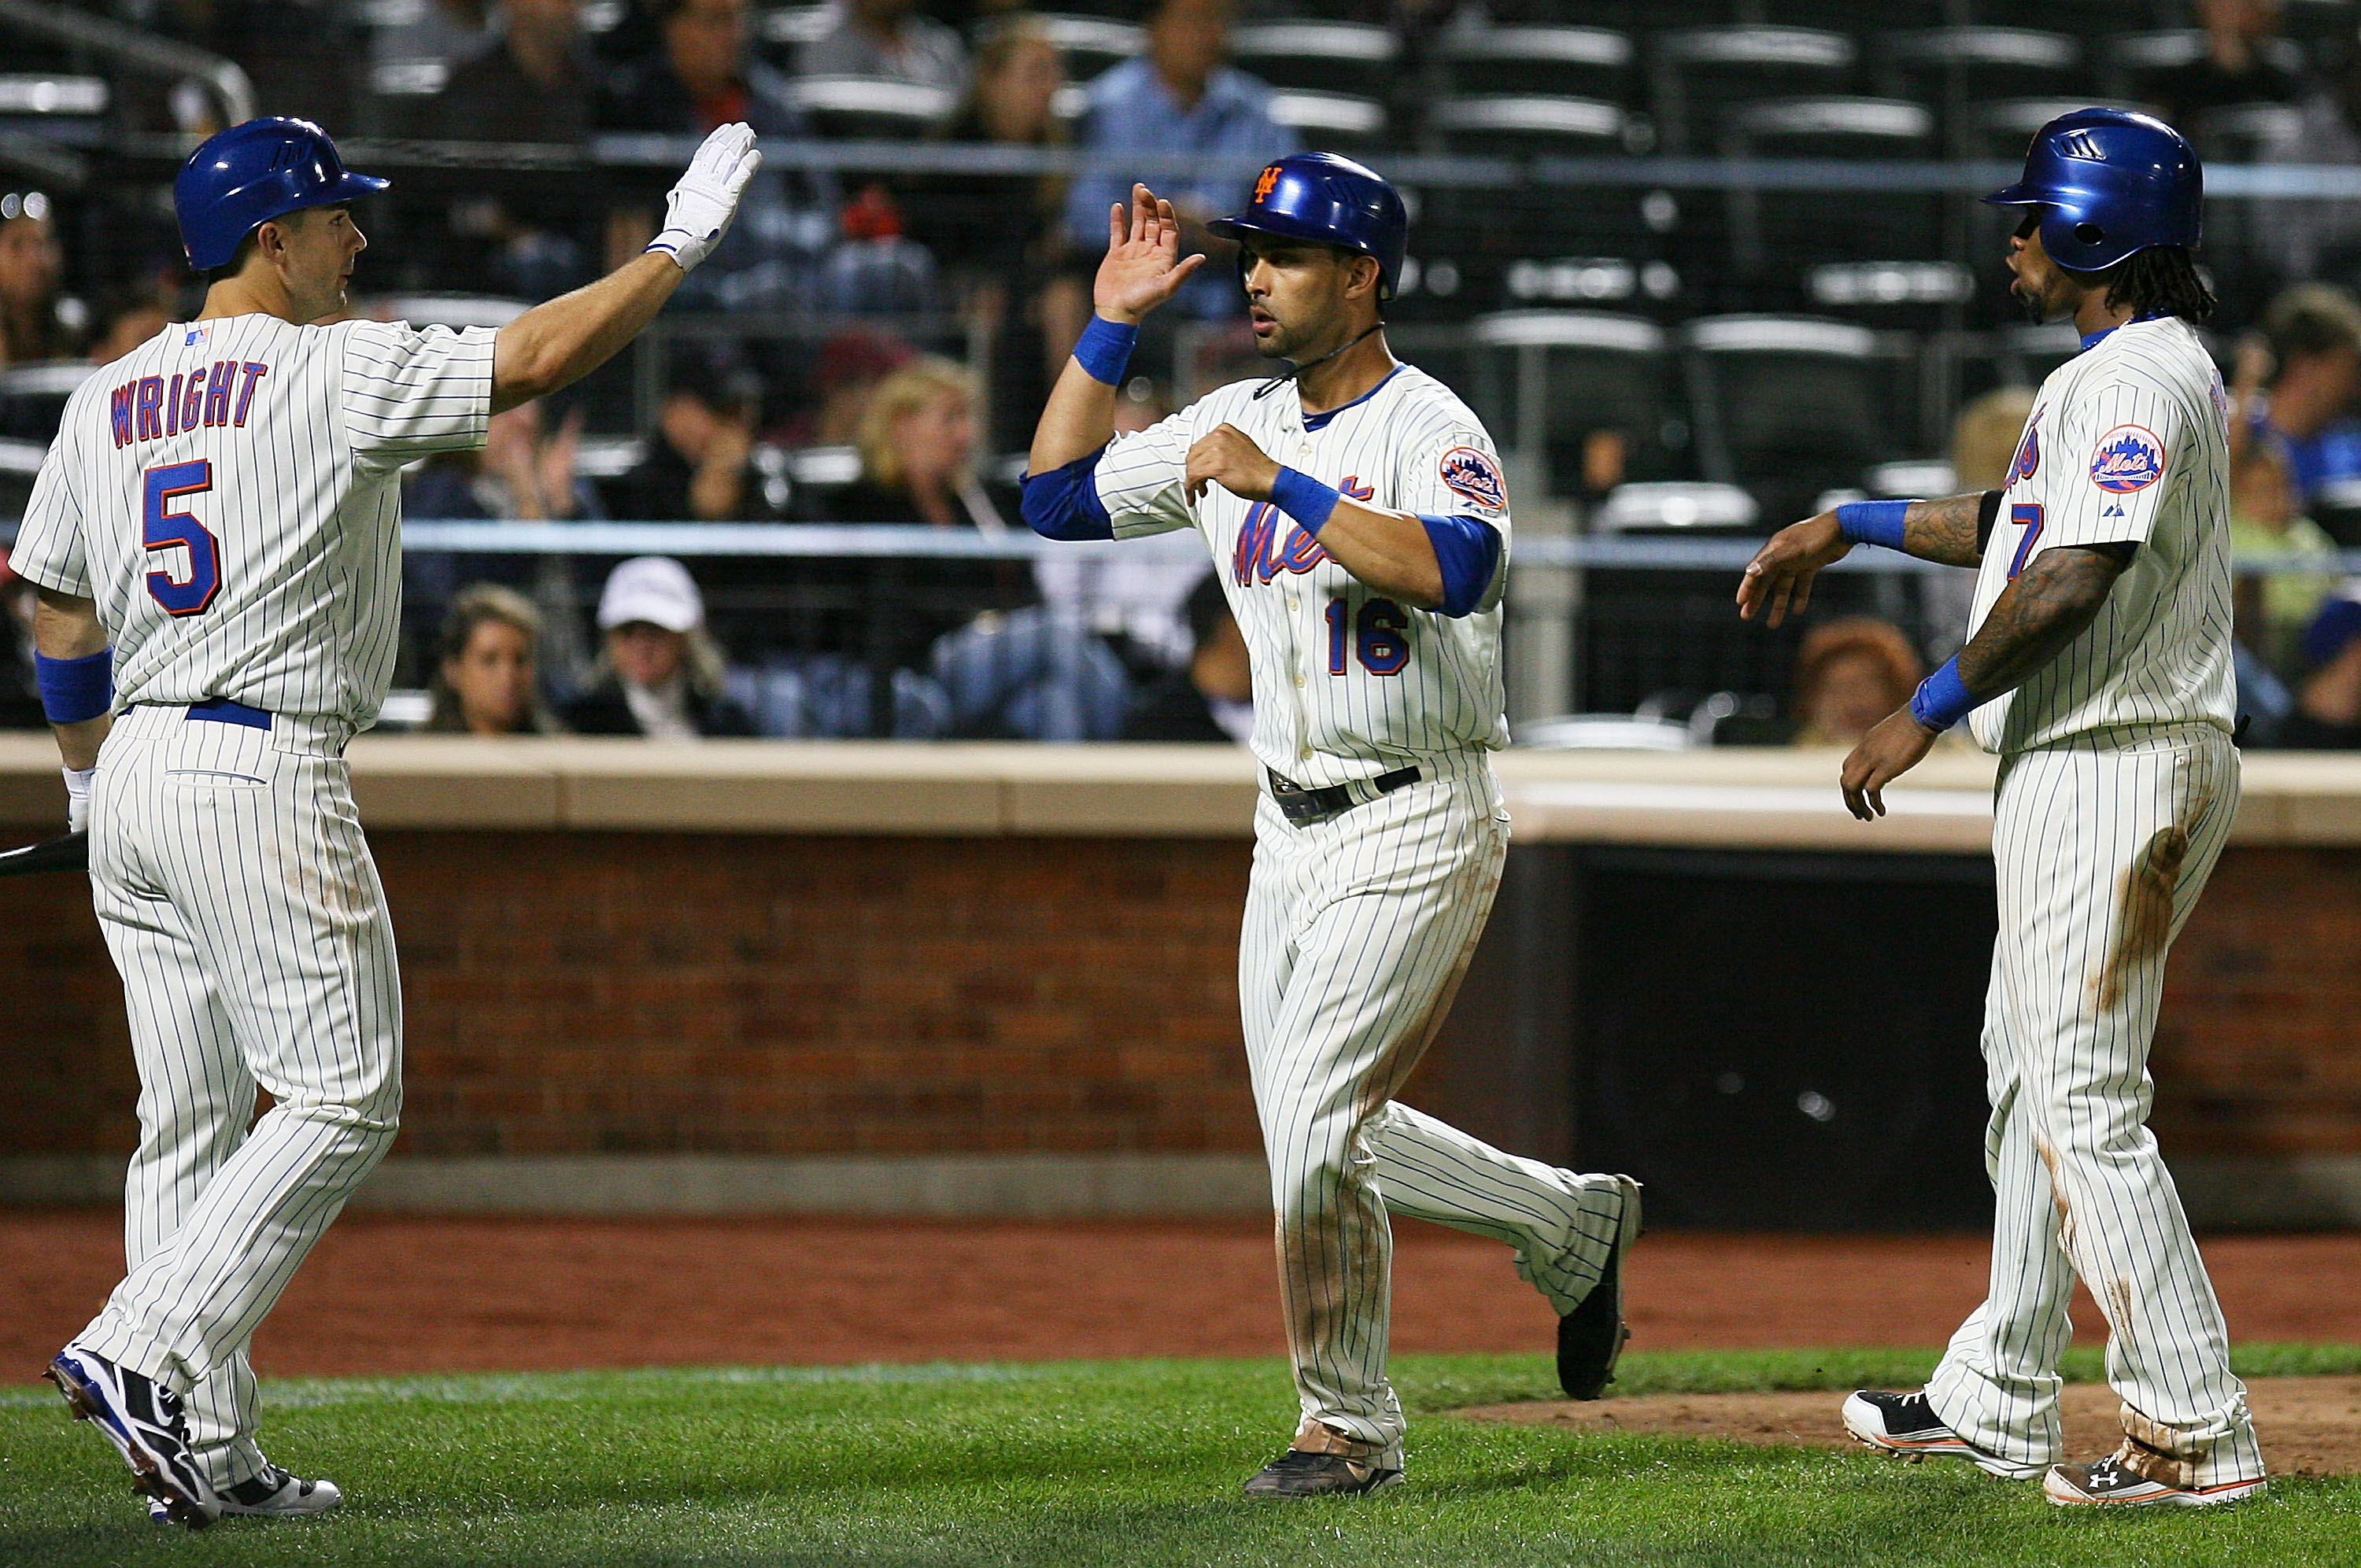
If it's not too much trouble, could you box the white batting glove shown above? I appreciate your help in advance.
[647,122,762,275]
[62,766,91,833]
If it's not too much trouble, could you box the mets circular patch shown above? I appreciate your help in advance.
[1439,446,1507,511]
[2089,425,2165,493]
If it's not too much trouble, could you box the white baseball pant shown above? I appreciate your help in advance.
[1927,724,2264,1487]
[1240,761,1631,1470]
[73,703,401,1489]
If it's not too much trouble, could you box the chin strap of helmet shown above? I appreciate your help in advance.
[1253,322,1385,400]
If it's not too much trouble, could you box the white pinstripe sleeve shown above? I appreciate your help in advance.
[1092,405,1200,540]
[2044,371,2188,551]
[1395,422,1513,612]
[337,321,496,463]
[11,415,89,596]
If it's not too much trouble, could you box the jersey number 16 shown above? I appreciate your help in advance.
[142,461,221,617]
[1326,596,1410,677]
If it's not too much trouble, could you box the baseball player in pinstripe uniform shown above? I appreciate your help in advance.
[1742,109,2266,1508]
[23,116,758,1527]
[1022,155,1642,1499]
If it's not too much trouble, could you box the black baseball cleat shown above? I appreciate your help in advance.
[46,1346,221,1528]
[149,1463,342,1522]
[1557,1175,1642,1400]
[1841,1389,2045,1480]
[2043,1454,2267,1508]
[1240,1450,1403,1500]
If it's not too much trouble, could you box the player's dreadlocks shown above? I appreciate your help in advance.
[2104,245,2215,323]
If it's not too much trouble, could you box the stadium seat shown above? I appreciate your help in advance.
[1228,21,1399,97]
[1265,90,1386,150]
[1427,94,1628,153]
[1590,480,1758,534]
[1031,14,1145,83]
[1439,24,1632,102]
[1680,314,1901,529]
[1651,26,1857,156]
[758,3,833,65]
[1720,98,1936,277]
[2099,29,2307,102]
[1971,97,2160,157]
[779,76,957,137]
[1465,310,1681,500]
[1876,28,2082,154]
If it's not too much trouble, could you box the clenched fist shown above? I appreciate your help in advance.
[1186,424,1281,505]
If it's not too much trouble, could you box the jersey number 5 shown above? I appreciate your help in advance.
[142,460,221,617]
[1326,597,1410,677]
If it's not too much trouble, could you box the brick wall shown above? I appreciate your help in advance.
[6,834,2359,1164]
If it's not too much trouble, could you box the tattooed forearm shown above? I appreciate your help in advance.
[1956,544,2130,699]
[1901,492,1993,567]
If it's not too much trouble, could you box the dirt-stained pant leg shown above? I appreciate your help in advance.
[1928,728,2264,1487]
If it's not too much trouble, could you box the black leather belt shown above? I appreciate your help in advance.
[1266,765,1421,826]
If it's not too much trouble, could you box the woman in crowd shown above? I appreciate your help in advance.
[564,556,757,739]
[426,585,567,736]
[1789,617,1924,749]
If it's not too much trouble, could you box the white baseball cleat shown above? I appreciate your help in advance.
[46,1346,221,1529]
[2044,1454,2267,1508]
[149,1463,342,1522]
[1841,1389,2046,1480]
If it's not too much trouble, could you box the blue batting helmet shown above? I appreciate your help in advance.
[1208,152,1408,301]
[1985,107,2201,273]
[176,117,389,272]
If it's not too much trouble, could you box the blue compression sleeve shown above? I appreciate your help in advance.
[1420,514,1505,618]
[1910,656,1977,731]
[35,647,111,724]
[1019,446,1114,541]
[1836,499,1910,549]
[1070,316,1137,386]
[1269,467,1341,533]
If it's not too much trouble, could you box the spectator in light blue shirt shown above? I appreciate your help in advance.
[1061,0,1297,319]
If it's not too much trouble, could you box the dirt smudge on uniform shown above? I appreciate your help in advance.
[2107,1276,2135,1328]
[2034,1135,2075,1252]
[2097,825,2188,1009]
[2119,1403,2200,1489]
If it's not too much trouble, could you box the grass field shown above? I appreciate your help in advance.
[4,1347,2359,1567]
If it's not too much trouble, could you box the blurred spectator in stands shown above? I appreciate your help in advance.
[412,401,599,522]
[2237,282,2361,507]
[0,561,46,729]
[442,0,593,140]
[775,326,915,447]
[797,0,969,94]
[611,358,776,521]
[2282,587,2361,747]
[2153,0,2308,132]
[815,183,939,315]
[1125,572,1251,743]
[2230,437,2339,675]
[0,196,86,367]
[907,14,1073,448]
[835,356,1015,531]
[1921,386,2037,660]
[426,584,567,735]
[600,0,837,311]
[565,556,757,737]
[1789,618,1923,749]
[88,290,170,366]
[1060,0,1295,321]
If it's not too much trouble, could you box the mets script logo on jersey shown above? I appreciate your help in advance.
[2009,408,2043,485]
[1234,477,1373,585]
[1439,447,1506,511]
[2089,424,2166,493]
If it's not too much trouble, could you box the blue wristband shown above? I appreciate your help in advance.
[1909,656,1976,732]
[1269,467,1342,533]
[35,647,112,725]
[1835,499,1910,549]
[1071,315,1137,386]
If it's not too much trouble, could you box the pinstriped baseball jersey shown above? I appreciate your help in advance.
[1091,363,1510,788]
[1968,316,2235,754]
[13,315,495,727]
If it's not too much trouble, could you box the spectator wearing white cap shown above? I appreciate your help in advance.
[563,556,757,738]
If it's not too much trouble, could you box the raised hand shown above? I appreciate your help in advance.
[648,122,763,275]
[1736,510,1853,628]
[1096,183,1207,325]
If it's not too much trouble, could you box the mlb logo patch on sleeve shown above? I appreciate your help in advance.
[2089,425,2165,493]
[1439,446,1507,511]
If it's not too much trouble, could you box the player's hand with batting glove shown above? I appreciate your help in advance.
[1095,183,1206,324]
[1185,424,1280,504]
[62,766,91,833]
[648,122,762,274]
[1736,510,1853,628]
